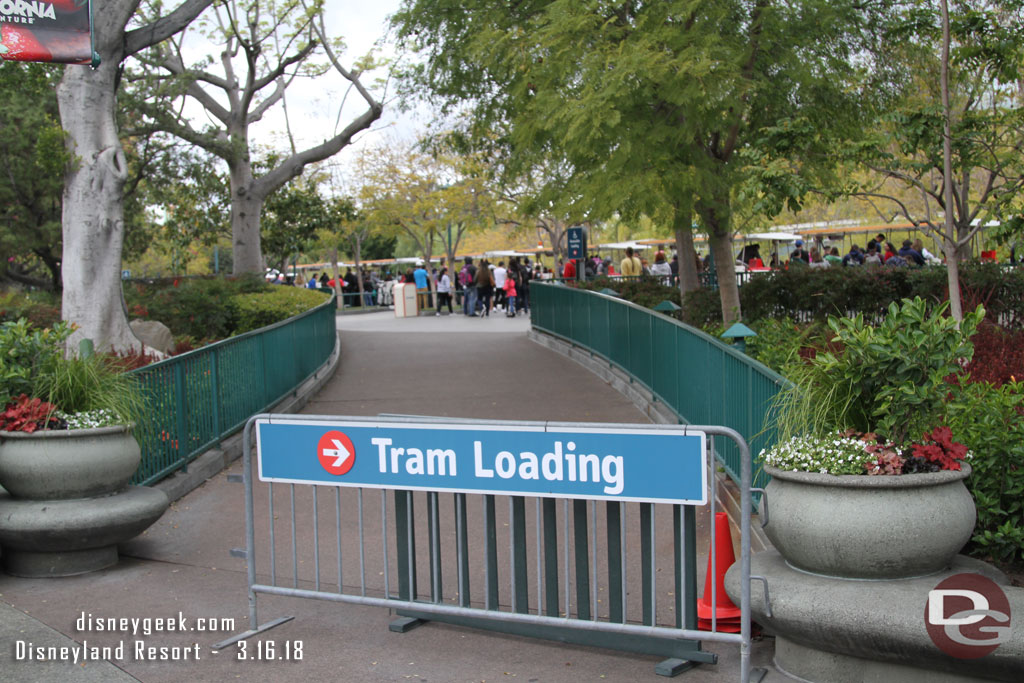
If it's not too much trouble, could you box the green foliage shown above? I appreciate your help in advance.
[0,289,61,329]
[0,61,67,290]
[262,183,340,274]
[0,319,71,408]
[682,264,1024,328]
[228,287,327,333]
[774,298,982,445]
[574,276,680,311]
[33,355,144,425]
[946,381,1024,563]
[124,275,269,340]
[836,1,1024,251]
[743,318,827,375]
[0,319,142,424]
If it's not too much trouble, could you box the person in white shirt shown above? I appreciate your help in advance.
[492,261,508,310]
[649,251,672,280]
[435,267,454,315]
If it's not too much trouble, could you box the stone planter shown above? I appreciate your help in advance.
[0,426,168,577]
[0,425,141,499]
[762,463,976,579]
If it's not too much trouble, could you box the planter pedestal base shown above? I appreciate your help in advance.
[3,546,119,577]
[726,551,1024,682]
[0,486,169,578]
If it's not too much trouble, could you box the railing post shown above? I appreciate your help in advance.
[173,361,188,473]
[211,348,221,446]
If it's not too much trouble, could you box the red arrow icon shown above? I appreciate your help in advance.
[317,431,355,476]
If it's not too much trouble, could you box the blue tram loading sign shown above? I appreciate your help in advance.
[256,418,707,505]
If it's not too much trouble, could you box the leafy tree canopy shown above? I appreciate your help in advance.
[0,62,67,291]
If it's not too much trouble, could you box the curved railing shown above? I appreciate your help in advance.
[129,293,338,485]
[530,282,787,494]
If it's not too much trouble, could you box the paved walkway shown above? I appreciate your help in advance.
[0,310,777,682]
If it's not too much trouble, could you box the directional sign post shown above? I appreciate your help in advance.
[257,418,707,505]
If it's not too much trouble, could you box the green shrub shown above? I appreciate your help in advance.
[574,276,681,310]
[681,263,1024,328]
[774,297,983,444]
[743,318,827,375]
[0,318,70,407]
[229,287,326,333]
[0,318,142,423]
[0,290,60,328]
[946,380,1024,564]
[123,274,269,340]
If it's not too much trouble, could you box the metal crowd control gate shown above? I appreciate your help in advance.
[218,414,762,682]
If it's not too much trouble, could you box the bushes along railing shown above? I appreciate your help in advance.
[129,293,337,485]
[530,282,787,494]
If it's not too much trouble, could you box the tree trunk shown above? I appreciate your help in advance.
[699,198,741,322]
[57,54,141,354]
[673,202,700,296]
[229,157,265,275]
[939,0,963,323]
[944,235,964,322]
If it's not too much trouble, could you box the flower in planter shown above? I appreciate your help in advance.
[0,395,64,433]
[1,318,144,431]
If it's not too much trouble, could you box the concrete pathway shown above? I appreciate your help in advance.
[0,310,777,682]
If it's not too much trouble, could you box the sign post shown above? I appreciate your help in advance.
[566,226,587,281]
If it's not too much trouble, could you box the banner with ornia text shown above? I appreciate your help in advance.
[0,0,94,66]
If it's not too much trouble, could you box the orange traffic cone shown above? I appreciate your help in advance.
[697,512,742,632]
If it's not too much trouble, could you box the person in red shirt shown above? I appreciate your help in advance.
[562,259,577,279]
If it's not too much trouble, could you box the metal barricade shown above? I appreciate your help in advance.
[216,414,762,682]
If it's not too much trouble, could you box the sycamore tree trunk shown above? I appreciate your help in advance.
[229,151,265,275]
[55,0,212,353]
[57,7,139,354]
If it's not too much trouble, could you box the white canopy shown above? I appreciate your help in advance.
[596,241,653,250]
[739,232,802,242]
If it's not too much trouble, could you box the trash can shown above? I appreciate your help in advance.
[393,282,418,318]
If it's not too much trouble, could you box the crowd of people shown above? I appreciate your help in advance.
[741,234,944,271]
[295,256,544,317]
[282,233,952,312]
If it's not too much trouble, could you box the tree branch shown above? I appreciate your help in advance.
[124,0,215,57]
[252,101,384,199]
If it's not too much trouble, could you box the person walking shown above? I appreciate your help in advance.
[435,267,454,315]
[493,261,508,311]
[460,257,478,316]
[503,269,518,317]
[475,259,495,316]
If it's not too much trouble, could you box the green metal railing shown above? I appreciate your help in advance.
[530,282,787,495]
[129,293,338,485]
